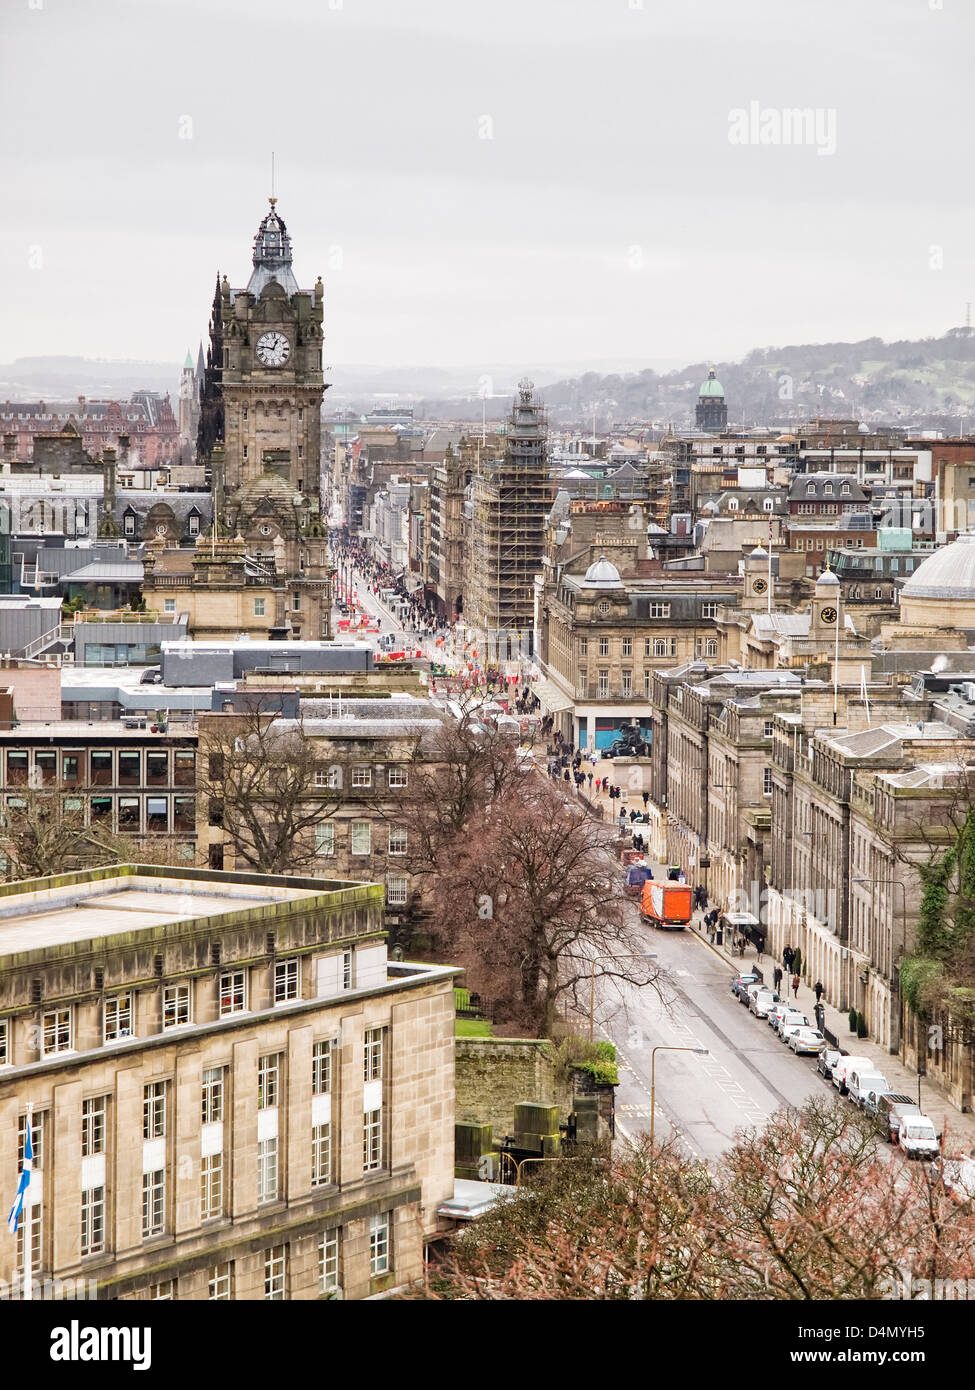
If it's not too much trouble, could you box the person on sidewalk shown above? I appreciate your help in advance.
[783,944,795,974]
[791,972,800,1000]
[755,934,765,961]
[814,980,824,1004]
[773,966,783,995]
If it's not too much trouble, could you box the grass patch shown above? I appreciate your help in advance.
[455,1018,494,1038]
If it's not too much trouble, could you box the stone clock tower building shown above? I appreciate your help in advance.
[184,200,332,640]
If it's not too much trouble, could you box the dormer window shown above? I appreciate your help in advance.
[806,483,815,496]
[823,483,833,496]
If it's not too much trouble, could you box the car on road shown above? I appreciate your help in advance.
[749,989,780,1018]
[941,1156,975,1203]
[731,971,762,999]
[898,1115,941,1160]
[778,1012,811,1044]
[741,982,766,1008]
[831,1054,875,1096]
[869,1093,921,1143]
[788,1027,826,1055]
[817,1047,842,1081]
[846,1068,890,1108]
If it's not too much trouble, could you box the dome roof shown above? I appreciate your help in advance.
[247,199,301,298]
[582,555,624,589]
[816,568,840,588]
[749,545,768,559]
[699,368,725,398]
[902,533,975,600]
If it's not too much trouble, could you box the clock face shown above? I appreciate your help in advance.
[753,578,767,593]
[256,331,291,367]
[821,605,837,625]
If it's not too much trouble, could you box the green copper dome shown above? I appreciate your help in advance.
[699,368,725,398]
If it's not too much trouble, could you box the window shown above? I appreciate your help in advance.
[220,970,247,1016]
[320,1229,340,1294]
[264,1245,287,1300]
[0,1019,5,1066]
[104,994,132,1043]
[164,598,176,614]
[189,1073,222,1150]
[701,602,718,618]
[704,639,718,657]
[649,602,671,618]
[841,483,851,495]
[621,637,632,656]
[579,637,588,656]
[146,797,168,831]
[312,1039,332,1095]
[387,875,408,906]
[19,1111,44,1172]
[621,670,632,697]
[274,959,300,1003]
[188,513,200,536]
[142,1170,165,1238]
[254,598,266,617]
[343,950,353,991]
[388,826,407,855]
[17,1203,42,1275]
[80,1187,105,1258]
[143,1081,166,1139]
[597,671,609,699]
[823,483,833,496]
[258,1053,281,1110]
[352,765,372,788]
[644,637,652,657]
[369,1213,390,1276]
[315,823,335,856]
[764,720,774,738]
[82,1096,106,1157]
[875,587,885,600]
[763,766,773,796]
[209,1262,234,1300]
[763,497,774,512]
[598,637,609,657]
[123,514,136,537]
[387,766,408,788]
[364,1027,384,1082]
[653,639,667,657]
[644,670,652,698]
[312,1124,332,1186]
[42,1007,72,1055]
[351,821,371,855]
[363,1110,383,1171]
[257,1139,278,1204]
[201,1153,223,1220]
[806,483,816,495]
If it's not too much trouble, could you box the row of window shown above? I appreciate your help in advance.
[0,955,365,1064]
[578,654,717,700]
[313,821,408,856]
[312,765,408,790]
[2,792,196,838]
[2,748,194,786]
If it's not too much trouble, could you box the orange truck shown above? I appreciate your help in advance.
[640,881,693,931]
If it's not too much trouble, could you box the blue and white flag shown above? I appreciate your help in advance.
[7,1122,32,1236]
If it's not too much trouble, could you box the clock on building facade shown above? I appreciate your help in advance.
[820,606,837,624]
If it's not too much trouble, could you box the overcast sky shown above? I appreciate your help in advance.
[2,0,974,374]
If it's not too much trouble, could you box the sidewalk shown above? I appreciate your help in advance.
[685,912,975,1154]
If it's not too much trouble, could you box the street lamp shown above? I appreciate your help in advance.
[588,953,658,1042]
[649,1044,709,1147]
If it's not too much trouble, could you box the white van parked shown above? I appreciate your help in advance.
[846,1068,889,1108]
[832,1055,874,1095]
[898,1115,940,1160]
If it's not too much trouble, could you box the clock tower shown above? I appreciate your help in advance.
[193,201,332,640]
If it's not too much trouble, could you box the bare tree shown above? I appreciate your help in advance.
[196,705,346,875]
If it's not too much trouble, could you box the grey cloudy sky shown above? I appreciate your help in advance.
[2,0,974,372]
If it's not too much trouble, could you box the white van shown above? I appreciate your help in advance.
[832,1055,874,1095]
[846,1068,889,1108]
[898,1115,940,1160]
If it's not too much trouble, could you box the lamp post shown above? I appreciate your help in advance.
[650,1045,709,1146]
[587,953,658,1042]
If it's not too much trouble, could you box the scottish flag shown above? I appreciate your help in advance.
[7,1122,32,1235]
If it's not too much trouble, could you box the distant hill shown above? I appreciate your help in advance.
[539,332,975,431]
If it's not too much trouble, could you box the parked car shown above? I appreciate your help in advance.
[749,990,780,1018]
[846,1068,890,1108]
[818,1047,843,1081]
[768,1002,794,1030]
[831,1054,874,1095]
[941,1156,975,1203]
[898,1115,941,1160]
[731,972,761,999]
[779,1012,812,1044]
[741,982,766,1008]
[871,1093,922,1143]
[788,1027,826,1055]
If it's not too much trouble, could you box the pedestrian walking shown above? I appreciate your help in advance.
[814,980,824,1003]
[773,966,783,994]
[755,933,764,961]
[791,972,800,1000]
[783,944,795,973]
[587,772,593,791]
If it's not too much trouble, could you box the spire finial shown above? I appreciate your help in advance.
[269,150,276,206]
